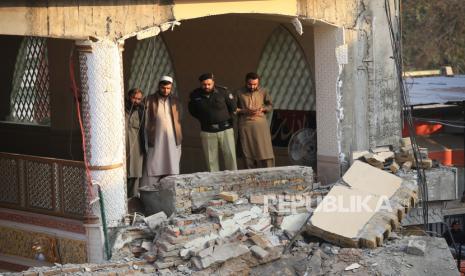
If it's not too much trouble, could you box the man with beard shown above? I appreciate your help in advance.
[142,76,182,187]
[188,73,237,172]
[236,72,274,169]
[125,88,145,198]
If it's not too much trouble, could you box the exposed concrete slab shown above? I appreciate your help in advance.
[309,185,380,244]
[307,161,417,248]
[342,161,402,198]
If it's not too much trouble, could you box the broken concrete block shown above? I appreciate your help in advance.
[307,161,417,248]
[154,261,174,269]
[191,243,250,270]
[402,161,412,171]
[279,213,310,234]
[413,158,432,169]
[250,245,269,259]
[377,151,395,160]
[351,150,370,163]
[249,194,266,205]
[144,211,167,231]
[405,239,426,256]
[400,137,411,147]
[249,234,272,249]
[363,153,385,168]
[218,192,239,202]
[209,243,250,267]
[344,263,361,271]
[389,161,400,174]
[208,199,226,206]
[343,161,402,197]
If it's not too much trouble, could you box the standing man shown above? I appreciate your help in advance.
[236,72,275,168]
[125,88,145,198]
[188,73,237,172]
[142,76,182,187]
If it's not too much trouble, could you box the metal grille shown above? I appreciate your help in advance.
[0,158,19,204]
[10,37,51,125]
[128,36,177,96]
[62,165,86,216]
[257,26,315,111]
[26,161,53,210]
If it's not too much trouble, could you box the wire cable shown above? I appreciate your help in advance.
[385,0,429,230]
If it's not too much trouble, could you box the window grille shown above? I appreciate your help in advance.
[9,37,51,125]
[257,26,315,111]
[128,36,176,97]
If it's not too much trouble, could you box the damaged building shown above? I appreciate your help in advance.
[0,0,461,275]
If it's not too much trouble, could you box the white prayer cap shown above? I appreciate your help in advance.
[160,75,173,83]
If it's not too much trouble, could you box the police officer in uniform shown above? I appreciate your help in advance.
[188,73,237,172]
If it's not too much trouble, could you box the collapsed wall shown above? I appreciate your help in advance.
[306,161,418,248]
[142,166,314,216]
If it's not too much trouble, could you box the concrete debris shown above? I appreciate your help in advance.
[144,211,168,231]
[307,161,417,248]
[405,239,427,256]
[218,192,239,202]
[250,245,269,259]
[344,262,361,270]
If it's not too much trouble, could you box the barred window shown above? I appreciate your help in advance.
[8,37,51,125]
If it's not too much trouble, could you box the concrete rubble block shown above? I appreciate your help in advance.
[405,239,426,256]
[144,211,168,231]
[192,242,250,270]
[377,151,394,160]
[389,161,400,173]
[279,213,310,235]
[154,261,175,269]
[395,153,414,164]
[158,248,180,258]
[208,199,226,206]
[402,161,413,171]
[307,161,417,248]
[413,158,433,169]
[155,240,183,252]
[401,137,412,147]
[249,234,273,249]
[351,150,370,163]
[219,192,239,202]
[250,245,269,259]
[249,194,267,205]
[363,153,385,168]
[172,213,208,227]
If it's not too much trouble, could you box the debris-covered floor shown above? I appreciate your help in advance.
[3,142,461,275]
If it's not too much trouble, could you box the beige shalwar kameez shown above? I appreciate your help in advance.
[236,87,275,168]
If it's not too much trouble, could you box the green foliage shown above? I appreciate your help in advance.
[402,0,465,73]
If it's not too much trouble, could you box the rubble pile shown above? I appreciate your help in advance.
[150,187,329,271]
[352,138,434,174]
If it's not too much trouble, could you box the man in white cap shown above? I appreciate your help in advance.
[141,76,182,187]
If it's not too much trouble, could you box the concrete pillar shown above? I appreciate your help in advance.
[76,39,127,226]
[314,26,345,184]
[83,216,105,263]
